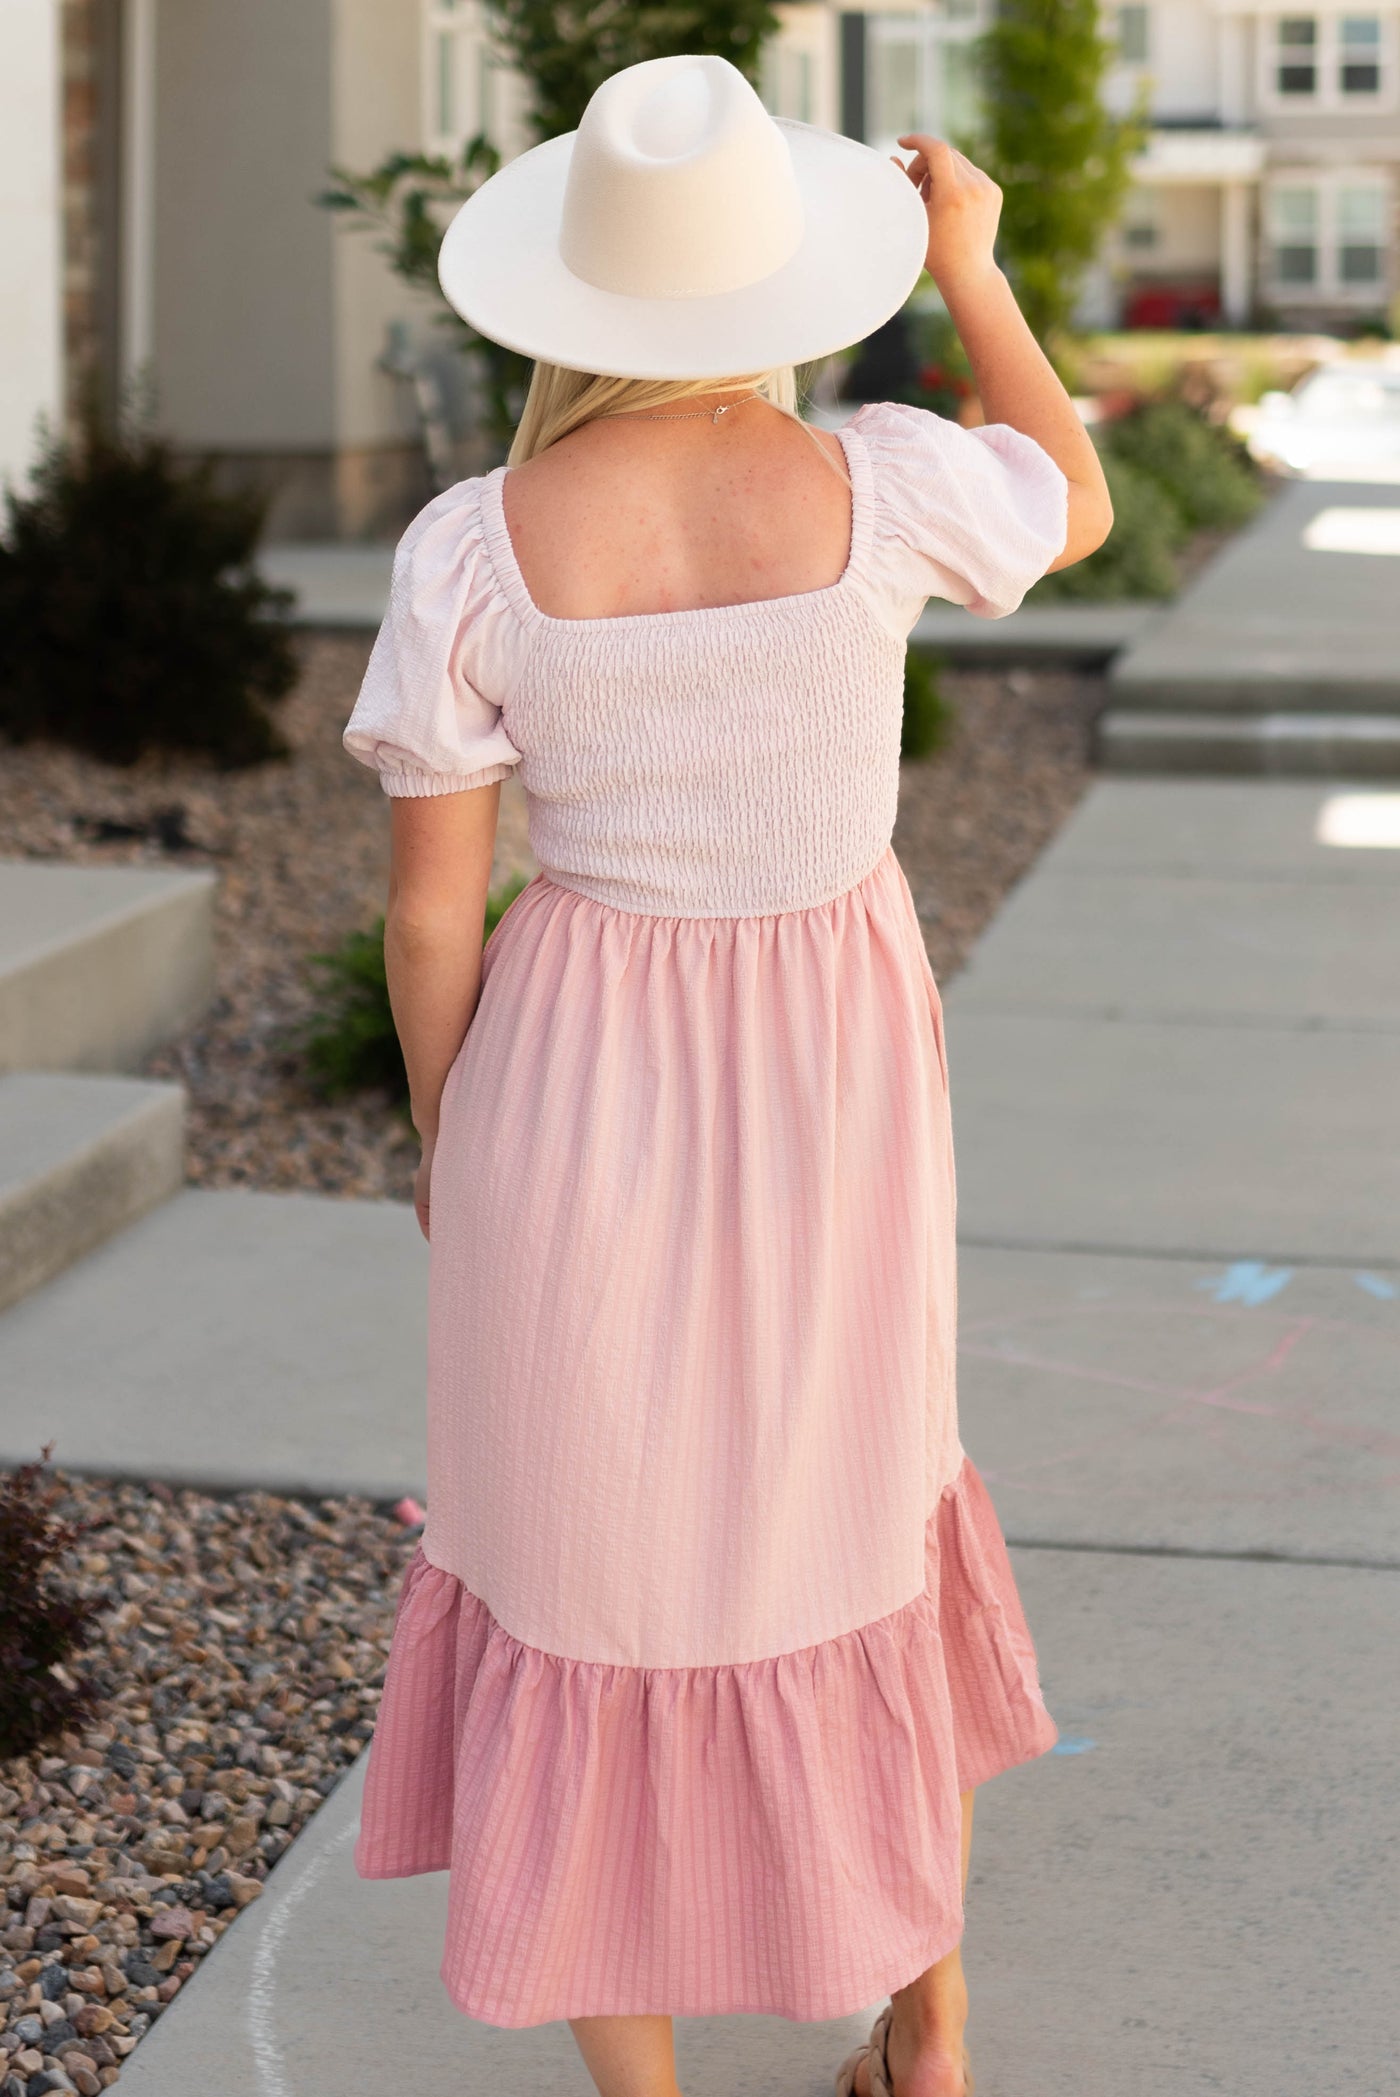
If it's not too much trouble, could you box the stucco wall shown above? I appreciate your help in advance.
[152,0,336,449]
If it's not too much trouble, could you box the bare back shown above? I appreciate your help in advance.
[499,401,853,623]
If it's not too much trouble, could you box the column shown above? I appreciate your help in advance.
[120,0,157,381]
[1221,179,1252,327]
[0,0,62,488]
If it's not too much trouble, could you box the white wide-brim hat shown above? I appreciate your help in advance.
[437,52,929,379]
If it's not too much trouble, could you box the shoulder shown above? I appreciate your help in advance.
[842,400,1070,623]
[845,398,1065,497]
[384,470,532,646]
[389,472,495,583]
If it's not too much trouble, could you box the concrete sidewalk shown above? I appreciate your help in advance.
[1103,481,1400,772]
[25,774,1400,2093]
[1109,482,1400,712]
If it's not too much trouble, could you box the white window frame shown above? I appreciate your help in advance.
[1115,4,1152,68]
[1119,187,1162,256]
[760,40,815,122]
[864,4,989,160]
[422,0,501,157]
[1265,169,1395,304]
[1257,12,1398,115]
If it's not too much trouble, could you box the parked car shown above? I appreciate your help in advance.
[1238,357,1400,481]
[1123,281,1223,331]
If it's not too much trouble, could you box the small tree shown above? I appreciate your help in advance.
[974,0,1145,351]
[485,0,779,140]
[319,136,532,449]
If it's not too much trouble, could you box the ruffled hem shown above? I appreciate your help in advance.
[354,1452,1057,2028]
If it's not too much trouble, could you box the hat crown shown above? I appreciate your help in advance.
[559,55,805,301]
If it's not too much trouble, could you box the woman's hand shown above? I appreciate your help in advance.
[893,135,1003,298]
[413,1129,436,1242]
[889,135,1114,572]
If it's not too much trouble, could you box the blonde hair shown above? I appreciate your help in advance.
[507,363,851,487]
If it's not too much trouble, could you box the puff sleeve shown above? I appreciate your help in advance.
[850,399,1069,631]
[342,479,526,797]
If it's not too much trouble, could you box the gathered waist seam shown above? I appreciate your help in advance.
[530,840,899,926]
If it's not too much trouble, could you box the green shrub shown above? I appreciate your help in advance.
[0,1447,105,1761]
[1105,400,1262,532]
[0,396,297,767]
[298,874,531,1112]
[902,648,954,760]
[1031,451,1186,602]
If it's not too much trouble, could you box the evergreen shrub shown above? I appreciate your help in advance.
[0,400,297,767]
[1105,399,1263,532]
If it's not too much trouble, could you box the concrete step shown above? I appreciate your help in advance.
[258,542,394,630]
[911,602,1160,668]
[0,1186,427,1493]
[1107,480,1400,714]
[0,859,217,1074]
[0,1071,185,1314]
[1097,708,1400,776]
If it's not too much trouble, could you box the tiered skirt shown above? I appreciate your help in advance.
[354,843,1058,2026]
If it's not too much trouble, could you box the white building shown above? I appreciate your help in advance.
[766,3,1398,332]
[1101,2,1399,329]
[2,1,1395,534]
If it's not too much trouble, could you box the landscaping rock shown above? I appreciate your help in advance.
[0,1473,414,2089]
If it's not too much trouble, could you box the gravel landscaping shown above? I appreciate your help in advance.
[0,1473,418,2094]
[0,636,1105,1203]
[894,664,1103,983]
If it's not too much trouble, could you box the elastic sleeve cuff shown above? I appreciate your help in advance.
[378,761,517,797]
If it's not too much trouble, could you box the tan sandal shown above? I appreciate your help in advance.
[833,2005,975,2097]
[834,2005,894,2097]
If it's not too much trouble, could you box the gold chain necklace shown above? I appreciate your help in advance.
[610,392,765,426]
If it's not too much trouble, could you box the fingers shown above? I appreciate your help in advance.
[895,134,992,187]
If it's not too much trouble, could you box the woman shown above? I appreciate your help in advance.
[343,53,1111,2097]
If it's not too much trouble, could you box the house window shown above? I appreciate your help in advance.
[864,6,987,155]
[423,0,497,153]
[1271,186,1318,284]
[1263,12,1392,109]
[1277,16,1318,95]
[1121,191,1160,251]
[1337,185,1385,284]
[1117,6,1150,66]
[1268,175,1393,299]
[760,43,814,123]
[1340,16,1382,94]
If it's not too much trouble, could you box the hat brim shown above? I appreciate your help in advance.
[436,119,930,380]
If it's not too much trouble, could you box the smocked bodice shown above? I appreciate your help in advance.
[343,400,1068,917]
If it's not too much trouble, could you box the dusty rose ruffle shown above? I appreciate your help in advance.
[355,1452,1057,2028]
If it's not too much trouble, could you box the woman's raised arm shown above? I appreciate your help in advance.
[893,135,1114,573]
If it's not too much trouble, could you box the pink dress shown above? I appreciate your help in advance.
[342,400,1065,2029]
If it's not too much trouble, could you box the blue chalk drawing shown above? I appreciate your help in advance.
[1050,1737,1097,1756]
[1354,1271,1398,1301]
[1195,1261,1294,1307]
